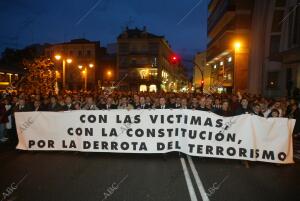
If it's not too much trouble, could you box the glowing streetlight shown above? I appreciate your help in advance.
[54,54,72,89]
[78,64,94,91]
[107,70,112,76]
[234,41,241,51]
[55,55,61,60]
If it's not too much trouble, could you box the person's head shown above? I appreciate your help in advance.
[170,98,176,104]
[214,98,220,105]
[232,95,238,102]
[134,95,139,103]
[206,96,213,108]
[50,96,57,104]
[34,100,40,108]
[181,98,187,107]
[270,109,279,117]
[252,103,261,114]
[273,101,281,109]
[65,96,72,105]
[107,97,113,105]
[192,97,198,105]
[241,98,248,108]
[4,98,9,105]
[146,96,151,104]
[19,98,26,106]
[121,96,128,105]
[12,96,18,104]
[291,103,298,111]
[198,97,206,107]
[176,97,181,105]
[290,99,296,105]
[140,96,145,105]
[159,97,166,106]
[222,100,229,111]
[86,96,94,105]
[74,102,81,110]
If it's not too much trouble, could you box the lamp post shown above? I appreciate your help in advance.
[54,54,72,89]
[78,63,93,91]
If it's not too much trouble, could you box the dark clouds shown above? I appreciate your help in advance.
[0,0,208,72]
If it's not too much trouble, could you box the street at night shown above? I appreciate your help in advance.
[1,141,300,201]
[1,0,300,201]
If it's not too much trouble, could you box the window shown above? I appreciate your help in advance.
[119,43,129,54]
[275,0,286,7]
[139,85,147,92]
[293,4,300,46]
[78,51,82,57]
[271,10,284,32]
[269,35,281,56]
[149,84,157,92]
[86,50,91,57]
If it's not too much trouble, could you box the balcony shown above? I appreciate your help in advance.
[208,0,235,33]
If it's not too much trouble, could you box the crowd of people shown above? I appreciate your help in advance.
[0,89,300,143]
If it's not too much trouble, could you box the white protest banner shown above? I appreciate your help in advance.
[15,110,295,164]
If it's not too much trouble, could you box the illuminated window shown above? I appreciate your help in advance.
[149,84,157,92]
[139,85,147,92]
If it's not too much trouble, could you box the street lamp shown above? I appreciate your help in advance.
[234,41,241,51]
[78,63,93,91]
[54,54,72,89]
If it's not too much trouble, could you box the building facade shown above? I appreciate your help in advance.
[207,0,300,97]
[207,0,254,93]
[45,39,102,90]
[117,27,187,92]
[249,0,300,97]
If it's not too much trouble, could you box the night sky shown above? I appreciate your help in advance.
[0,0,208,73]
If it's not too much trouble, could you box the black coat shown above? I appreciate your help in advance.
[99,104,118,110]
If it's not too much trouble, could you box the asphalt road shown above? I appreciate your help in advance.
[0,140,300,201]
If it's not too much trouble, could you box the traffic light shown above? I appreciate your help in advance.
[170,54,179,64]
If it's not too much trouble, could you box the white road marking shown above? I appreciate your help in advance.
[180,156,198,201]
[187,155,210,201]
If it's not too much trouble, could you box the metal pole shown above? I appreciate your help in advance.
[63,59,66,89]
[85,67,87,91]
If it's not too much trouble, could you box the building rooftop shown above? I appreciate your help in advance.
[118,27,164,40]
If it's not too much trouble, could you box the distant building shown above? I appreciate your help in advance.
[97,49,117,88]
[117,27,187,92]
[193,52,212,92]
[45,39,103,90]
[0,64,23,91]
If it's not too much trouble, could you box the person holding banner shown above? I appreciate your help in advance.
[83,97,98,110]
[118,97,134,110]
[156,97,170,109]
[136,97,151,109]
[215,100,233,117]
[99,97,117,110]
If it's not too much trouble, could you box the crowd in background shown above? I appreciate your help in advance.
[0,89,300,143]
